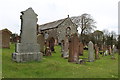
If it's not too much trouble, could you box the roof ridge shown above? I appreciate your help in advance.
[40,18,66,26]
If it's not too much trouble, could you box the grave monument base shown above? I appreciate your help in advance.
[87,60,94,62]
[12,52,42,62]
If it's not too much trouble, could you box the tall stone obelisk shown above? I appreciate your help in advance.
[12,8,42,62]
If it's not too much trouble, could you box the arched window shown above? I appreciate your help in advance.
[44,32,49,40]
[66,27,71,36]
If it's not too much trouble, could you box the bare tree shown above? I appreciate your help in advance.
[71,13,96,35]
[71,13,96,42]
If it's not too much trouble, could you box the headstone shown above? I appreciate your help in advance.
[108,45,112,55]
[79,42,84,56]
[37,33,45,53]
[12,8,42,62]
[44,40,52,56]
[112,45,117,53]
[99,45,104,55]
[68,33,79,62]
[94,44,100,59]
[88,41,94,62]
[102,45,107,56]
[49,37,55,52]
[62,36,69,58]
[61,40,64,57]
[111,45,115,59]
[104,50,108,56]
[45,47,52,56]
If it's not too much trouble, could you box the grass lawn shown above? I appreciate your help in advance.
[1,43,119,78]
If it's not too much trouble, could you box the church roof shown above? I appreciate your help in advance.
[39,18,67,30]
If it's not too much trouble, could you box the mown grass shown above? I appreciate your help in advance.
[1,43,119,78]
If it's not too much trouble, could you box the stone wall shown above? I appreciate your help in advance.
[42,28,57,39]
[57,18,77,43]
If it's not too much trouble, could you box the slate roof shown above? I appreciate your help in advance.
[39,18,67,30]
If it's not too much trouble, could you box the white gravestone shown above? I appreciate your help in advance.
[88,41,94,62]
[12,8,42,62]
[111,45,115,59]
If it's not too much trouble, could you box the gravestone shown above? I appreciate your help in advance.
[63,36,69,58]
[111,45,115,59]
[108,45,112,55]
[79,42,84,56]
[45,47,52,56]
[49,37,55,52]
[88,41,94,62]
[112,45,116,53]
[68,33,79,62]
[61,40,64,57]
[103,45,107,56]
[44,39,52,56]
[94,44,100,59]
[37,33,45,53]
[12,8,42,62]
[104,50,108,56]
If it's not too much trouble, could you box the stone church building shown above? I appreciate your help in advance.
[37,15,78,44]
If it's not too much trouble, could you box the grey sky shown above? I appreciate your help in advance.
[0,0,119,34]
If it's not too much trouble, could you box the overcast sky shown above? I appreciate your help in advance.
[0,0,119,35]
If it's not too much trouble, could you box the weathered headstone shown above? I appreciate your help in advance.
[88,41,94,62]
[104,50,108,56]
[103,45,107,56]
[45,47,52,56]
[63,36,69,58]
[12,8,42,62]
[68,33,79,62]
[99,45,104,55]
[111,45,115,59]
[37,33,45,53]
[79,42,84,56]
[44,40,52,56]
[108,45,112,55]
[61,40,64,57]
[49,37,55,52]
[94,44,100,59]
[112,45,118,53]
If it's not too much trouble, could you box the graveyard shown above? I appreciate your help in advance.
[0,7,119,78]
[1,43,118,78]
